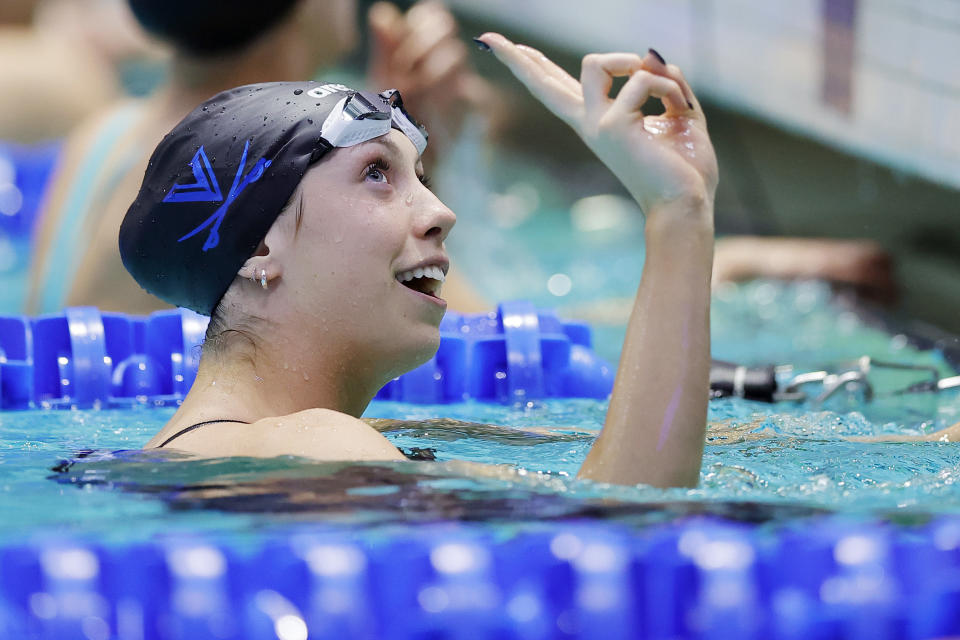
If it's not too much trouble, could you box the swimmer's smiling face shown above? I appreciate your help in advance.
[278,129,455,378]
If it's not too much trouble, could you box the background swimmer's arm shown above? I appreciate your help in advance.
[713,236,896,303]
[480,34,717,488]
[847,421,960,443]
[366,418,592,443]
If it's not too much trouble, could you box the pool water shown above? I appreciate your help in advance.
[4,279,960,548]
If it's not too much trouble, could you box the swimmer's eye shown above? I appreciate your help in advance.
[364,158,391,183]
[418,173,433,191]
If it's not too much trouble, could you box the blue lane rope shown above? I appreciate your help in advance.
[2,517,959,638]
[0,303,613,409]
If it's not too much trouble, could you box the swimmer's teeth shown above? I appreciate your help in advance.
[395,265,446,284]
[394,265,446,298]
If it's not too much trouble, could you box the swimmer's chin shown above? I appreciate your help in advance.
[379,330,443,383]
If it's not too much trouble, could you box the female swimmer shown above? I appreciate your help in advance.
[120,34,718,488]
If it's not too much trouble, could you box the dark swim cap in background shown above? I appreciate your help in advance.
[128,0,301,56]
[120,81,390,315]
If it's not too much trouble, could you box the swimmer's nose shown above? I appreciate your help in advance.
[416,193,456,243]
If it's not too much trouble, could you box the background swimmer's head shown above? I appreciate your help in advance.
[128,0,357,64]
[120,81,453,380]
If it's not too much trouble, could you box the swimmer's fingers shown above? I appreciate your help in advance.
[368,2,406,71]
[407,39,470,94]
[477,32,582,125]
[604,70,688,124]
[514,44,580,96]
[579,53,645,122]
[641,50,704,121]
[370,1,472,112]
[425,38,469,85]
[394,1,460,73]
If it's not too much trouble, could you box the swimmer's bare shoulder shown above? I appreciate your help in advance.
[146,409,406,461]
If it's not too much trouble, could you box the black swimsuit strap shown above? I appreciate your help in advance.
[156,419,250,449]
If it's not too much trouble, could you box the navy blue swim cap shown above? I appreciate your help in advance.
[119,81,424,315]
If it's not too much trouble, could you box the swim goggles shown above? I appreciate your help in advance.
[319,89,428,156]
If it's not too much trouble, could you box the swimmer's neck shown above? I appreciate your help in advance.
[177,345,385,423]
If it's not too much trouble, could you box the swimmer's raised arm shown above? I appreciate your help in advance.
[478,33,718,488]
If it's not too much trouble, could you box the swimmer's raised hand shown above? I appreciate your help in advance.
[479,33,716,488]
[368,2,497,154]
[475,33,717,224]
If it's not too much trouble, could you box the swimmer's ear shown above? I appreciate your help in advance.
[237,221,287,287]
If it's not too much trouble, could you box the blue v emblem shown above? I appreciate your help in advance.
[167,141,272,251]
[163,146,223,203]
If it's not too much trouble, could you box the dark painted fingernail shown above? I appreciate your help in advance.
[648,48,666,65]
[687,100,694,109]
[473,37,491,52]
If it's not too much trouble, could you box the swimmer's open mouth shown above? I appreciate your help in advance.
[396,265,445,298]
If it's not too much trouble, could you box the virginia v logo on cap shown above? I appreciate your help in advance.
[163,146,223,203]
[167,140,272,252]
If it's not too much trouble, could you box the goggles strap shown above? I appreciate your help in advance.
[391,109,428,156]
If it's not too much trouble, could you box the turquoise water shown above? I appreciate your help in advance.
[4,280,960,547]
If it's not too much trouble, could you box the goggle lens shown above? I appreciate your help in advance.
[318,89,428,156]
[344,92,391,121]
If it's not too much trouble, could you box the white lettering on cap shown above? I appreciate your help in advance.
[306,83,353,99]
